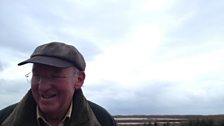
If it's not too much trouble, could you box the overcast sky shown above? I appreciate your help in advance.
[0,0,224,115]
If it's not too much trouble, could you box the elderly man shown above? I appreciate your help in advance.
[0,42,117,126]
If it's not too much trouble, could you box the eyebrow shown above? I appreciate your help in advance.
[32,67,64,73]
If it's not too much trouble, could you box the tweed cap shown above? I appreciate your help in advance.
[18,42,86,71]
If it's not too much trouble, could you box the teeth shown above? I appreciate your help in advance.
[42,95,55,99]
[43,96,51,98]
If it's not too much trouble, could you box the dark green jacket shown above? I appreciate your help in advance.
[0,90,117,126]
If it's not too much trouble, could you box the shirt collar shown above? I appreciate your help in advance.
[36,102,73,126]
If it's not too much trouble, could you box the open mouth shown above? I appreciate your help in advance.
[41,94,57,99]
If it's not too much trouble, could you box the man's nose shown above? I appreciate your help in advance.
[38,77,52,91]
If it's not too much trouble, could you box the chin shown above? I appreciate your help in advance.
[39,103,59,114]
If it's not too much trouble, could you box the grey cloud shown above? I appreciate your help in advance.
[0,78,30,109]
[0,0,132,45]
[1,0,224,115]
[167,0,224,45]
[84,80,224,115]
[1,0,123,61]
[0,61,4,72]
[0,59,10,72]
[0,79,29,94]
[84,81,175,114]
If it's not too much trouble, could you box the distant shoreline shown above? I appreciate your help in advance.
[114,115,224,124]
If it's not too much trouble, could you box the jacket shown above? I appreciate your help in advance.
[0,89,117,126]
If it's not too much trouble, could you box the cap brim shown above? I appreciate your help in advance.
[18,56,73,68]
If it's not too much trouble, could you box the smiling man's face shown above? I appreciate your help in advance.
[31,64,80,117]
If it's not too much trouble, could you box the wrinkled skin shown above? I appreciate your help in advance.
[31,64,85,124]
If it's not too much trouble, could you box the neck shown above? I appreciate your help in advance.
[39,105,70,126]
[38,101,73,125]
[45,113,65,124]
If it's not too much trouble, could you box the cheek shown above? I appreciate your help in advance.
[56,84,75,102]
[59,81,76,93]
[31,82,38,92]
[31,83,39,102]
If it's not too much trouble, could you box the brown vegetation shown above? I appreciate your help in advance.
[113,115,224,126]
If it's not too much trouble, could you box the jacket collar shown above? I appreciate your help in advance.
[2,89,101,126]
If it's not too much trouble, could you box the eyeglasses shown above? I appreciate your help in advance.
[25,72,32,83]
[25,71,80,83]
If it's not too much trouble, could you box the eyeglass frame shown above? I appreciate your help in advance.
[25,71,80,83]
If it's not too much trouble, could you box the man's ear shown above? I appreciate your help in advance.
[74,71,85,89]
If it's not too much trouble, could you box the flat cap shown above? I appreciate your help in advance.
[18,42,86,71]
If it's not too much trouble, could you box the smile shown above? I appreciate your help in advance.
[41,94,56,99]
